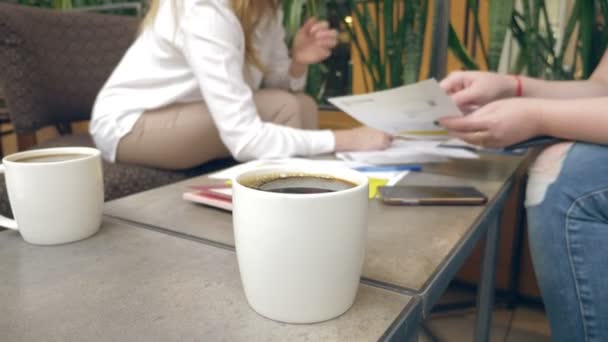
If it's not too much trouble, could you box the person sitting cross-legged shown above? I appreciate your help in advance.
[91,0,392,171]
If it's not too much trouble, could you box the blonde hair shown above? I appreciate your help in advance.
[141,0,279,70]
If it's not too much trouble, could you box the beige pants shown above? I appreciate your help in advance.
[116,89,318,170]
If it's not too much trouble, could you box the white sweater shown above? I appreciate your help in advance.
[90,0,335,162]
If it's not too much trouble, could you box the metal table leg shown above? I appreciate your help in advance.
[474,213,501,342]
[506,175,529,309]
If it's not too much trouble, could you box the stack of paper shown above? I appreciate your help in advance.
[336,140,479,165]
[207,158,368,180]
[208,158,410,196]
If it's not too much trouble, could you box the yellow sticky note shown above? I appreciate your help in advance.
[368,177,388,199]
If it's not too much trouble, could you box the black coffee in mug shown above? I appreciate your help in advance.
[242,173,357,194]
[17,153,90,163]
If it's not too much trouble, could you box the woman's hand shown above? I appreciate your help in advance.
[438,98,544,148]
[440,71,519,112]
[292,18,338,65]
[334,126,393,152]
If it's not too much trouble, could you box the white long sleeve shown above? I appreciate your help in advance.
[90,0,334,162]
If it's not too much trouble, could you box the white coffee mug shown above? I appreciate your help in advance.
[0,147,104,245]
[232,165,369,323]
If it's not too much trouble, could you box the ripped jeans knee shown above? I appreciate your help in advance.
[525,142,574,207]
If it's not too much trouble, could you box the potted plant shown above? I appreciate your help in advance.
[449,0,608,79]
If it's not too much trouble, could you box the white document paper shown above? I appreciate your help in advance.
[328,79,462,139]
[208,158,409,185]
[336,140,479,165]
[440,138,482,150]
[208,158,370,180]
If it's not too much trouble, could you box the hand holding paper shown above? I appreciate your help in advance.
[329,79,462,139]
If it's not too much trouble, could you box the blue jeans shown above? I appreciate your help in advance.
[526,142,608,342]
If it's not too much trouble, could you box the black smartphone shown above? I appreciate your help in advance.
[378,185,488,206]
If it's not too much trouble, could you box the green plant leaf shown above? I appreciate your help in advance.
[512,49,526,74]
[305,64,327,102]
[283,0,305,46]
[312,0,327,19]
[383,0,395,88]
[52,0,72,9]
[467,0,489,67]
[447,24,480,70]
[403,0,428,84]
[579,0,595,77]
[539,1,556,53]
[341,11,375,91]
[364,1,385,87]
[487,0,514,70]
[349,0,382,88]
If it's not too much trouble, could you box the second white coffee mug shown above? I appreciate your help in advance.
[0,147,104,245]
[232,165,369,323]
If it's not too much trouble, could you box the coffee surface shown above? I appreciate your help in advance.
[17,153,90,163]
[242,173,357,194]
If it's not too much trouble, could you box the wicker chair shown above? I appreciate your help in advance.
[0,3,234,217]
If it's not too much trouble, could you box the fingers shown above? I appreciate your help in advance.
[316,40,337,50]
[301,17,317,33]
[309,20,329,35]
[300,20,337,53]
[311,22,337,48]
[382,133,394,149]
[440,71,480,108]
[314,30,338,45]
[439,106,499,148]
[313,29,336,40]
[349,126,393,151]
[459,104,481,115]
[450,131,490,147]
[438,115,488,133]
[333,126,392,152]
[314,30,338,48]
[317,41,337,49]
[450,87,481,108]
[376,132,393,150]
[439,71,467,93]
[316,50,331,60]
[366,128,393,150]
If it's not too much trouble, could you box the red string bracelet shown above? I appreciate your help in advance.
[513,75,523,97]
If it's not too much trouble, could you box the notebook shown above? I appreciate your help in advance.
[182,185,232,212]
